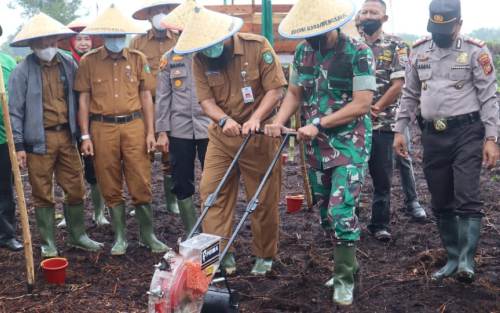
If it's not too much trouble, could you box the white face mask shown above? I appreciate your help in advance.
[34,47,58,62]
[152,13,168,31]
[104,37,127,53]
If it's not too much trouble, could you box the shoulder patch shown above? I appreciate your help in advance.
[478,52,493,75]
[465,36,485,48]
[159,55,168,70]
[413,36,431,48]
[262,51,274,64]
[237,32,266,42]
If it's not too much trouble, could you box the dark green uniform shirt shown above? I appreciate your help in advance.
[0,52,16,145]
[290,32,376,169]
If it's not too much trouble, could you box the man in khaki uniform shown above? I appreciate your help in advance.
[8,13,102,258]
[75,5,168,255]
[131,0,181,214]
[394,0,499,283]
[174,7,287,275]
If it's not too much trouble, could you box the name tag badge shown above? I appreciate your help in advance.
[241,86,255,104]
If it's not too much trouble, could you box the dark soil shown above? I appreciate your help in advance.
[0,133,499,313]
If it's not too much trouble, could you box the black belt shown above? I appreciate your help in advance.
[418,111,480,132]
[45,123,69,132]
[90,111,142,124]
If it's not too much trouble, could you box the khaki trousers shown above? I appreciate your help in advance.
[200,124,281,258]
[27,131,85,208]
[91,118,152,208]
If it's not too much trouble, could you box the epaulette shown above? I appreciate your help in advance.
[412,36,431,48]
[464,36,485,48]
[238,32,266,42]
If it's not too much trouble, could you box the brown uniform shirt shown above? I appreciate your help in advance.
[41,58,68,128]
[74,47,155,116]
[193,32,287,124]
[130,29,178,97]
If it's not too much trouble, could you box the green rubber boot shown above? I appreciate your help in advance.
[110,204,128,255]
[220,252,237,275]
[251,257,273,275]
[178,197,197,233]
[134,204,169,253]
[90,184,110,226]
[163,175,179,214]
[431,214,460,281]
[455,216,481,284]
[333,242,357,306]
[35,207,58,258]
[64,204,103,252]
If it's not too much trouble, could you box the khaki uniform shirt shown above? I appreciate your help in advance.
[193,32,287,124]
[130,29,179,97]
[395,36,499,138]
[156,51,210,140]
[74,47,155,116]
[41,58,68,128]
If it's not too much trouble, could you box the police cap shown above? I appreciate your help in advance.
[427,0,461,34]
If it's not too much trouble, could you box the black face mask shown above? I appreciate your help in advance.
[360,19,382,36]
[432,33,455,48]
[306,34,328,51]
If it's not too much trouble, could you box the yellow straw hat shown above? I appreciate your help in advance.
[279,0,355,39]
[174,6,243,54]
[132,0,182,20]
[81,4,145,36]
[10,12,76,47]
[161,0,197,31]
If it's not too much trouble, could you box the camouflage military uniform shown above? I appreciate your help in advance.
[290,32,376,241]
[370,34,408,132]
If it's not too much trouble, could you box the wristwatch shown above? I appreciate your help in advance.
[218,115,230,128]
[312,117,325,132]
[81,134,91,141]
[485,136,498,143]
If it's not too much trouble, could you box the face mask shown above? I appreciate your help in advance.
[360,19,382,36]
[201,42,224,58]
[306,34,328,51]
[34,47,58,62]
[432,33,455,48]
[104,37,127,53]
[152,13,168,31]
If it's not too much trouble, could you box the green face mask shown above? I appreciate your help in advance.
[201,42,224,58]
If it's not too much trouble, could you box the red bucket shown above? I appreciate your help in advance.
[286,194,304,213]
[41,257,68,285]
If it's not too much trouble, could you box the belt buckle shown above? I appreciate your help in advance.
[433,119,447,132]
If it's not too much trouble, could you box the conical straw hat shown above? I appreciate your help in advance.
[161,0,197,31]
[81,4,145,36]
[10,12,76,47]
[133,0,182,20]
[174,6,243,54]
[279,0,355,39]
[341,18,361,39]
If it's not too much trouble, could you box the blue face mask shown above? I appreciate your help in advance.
[201,42,224,58]
[104,36,127,53]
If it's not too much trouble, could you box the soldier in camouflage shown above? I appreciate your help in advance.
[358,0,427,242]
[266,0,376,306]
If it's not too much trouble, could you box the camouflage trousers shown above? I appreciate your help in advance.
[308,164,367,241]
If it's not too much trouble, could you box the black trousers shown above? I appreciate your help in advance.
[422,121,484,217]
[368,130,394,232]
[169,137,208,200]
[0,143,16,242]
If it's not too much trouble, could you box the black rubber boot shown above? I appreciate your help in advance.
[455,216,481,284]
[431,214,459,281]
